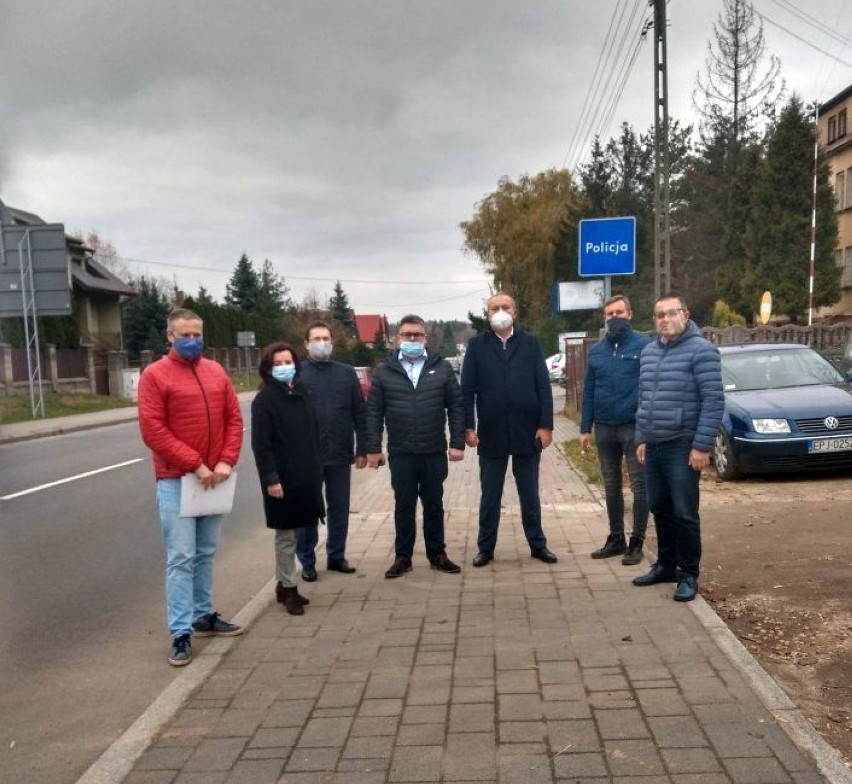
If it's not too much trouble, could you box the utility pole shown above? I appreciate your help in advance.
[652,0,671,300]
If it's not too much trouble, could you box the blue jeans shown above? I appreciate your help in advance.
[156,479,223,638]
[643,438,701,577]
[388,452,448,560]
[595,423,648,540]
[297,464,351,568]
[478,453,547,554]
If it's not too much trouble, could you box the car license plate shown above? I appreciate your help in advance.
[808,436,852,454]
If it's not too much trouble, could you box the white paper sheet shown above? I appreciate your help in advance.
[179,472,237,517]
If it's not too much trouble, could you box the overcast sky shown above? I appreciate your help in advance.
[2,0,850,322]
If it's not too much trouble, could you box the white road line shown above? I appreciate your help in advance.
[1,458,144,501]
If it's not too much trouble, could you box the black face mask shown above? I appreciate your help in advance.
[606,317,631,341]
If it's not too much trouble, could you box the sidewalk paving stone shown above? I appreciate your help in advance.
[120,411,839,784]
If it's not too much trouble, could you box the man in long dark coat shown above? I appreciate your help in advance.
[461,292,558,567]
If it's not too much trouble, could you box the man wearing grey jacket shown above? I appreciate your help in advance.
[633,294,724,602]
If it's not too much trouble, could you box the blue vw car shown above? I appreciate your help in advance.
[714,343,852,480]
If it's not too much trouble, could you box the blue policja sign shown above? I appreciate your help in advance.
[578,216,636,277]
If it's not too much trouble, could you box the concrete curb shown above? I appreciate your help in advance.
[74,578,277,784]
[689,597,852,784]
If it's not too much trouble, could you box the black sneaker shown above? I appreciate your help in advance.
[385,556,412,579]
[192,612,243,637]
[302,566,318,582]
[168,633,192,667]
[430,553,461,573]
[621,537,644,566]
[591,533,627,559]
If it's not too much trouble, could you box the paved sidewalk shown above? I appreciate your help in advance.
[106,414,841,784]
[0,404,141,444]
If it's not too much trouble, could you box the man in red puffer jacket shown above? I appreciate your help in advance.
[138,308,244,667]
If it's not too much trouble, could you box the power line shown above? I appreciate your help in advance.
[358,287,492,308]
[563,0,645,171]
[99,253,490,287]
[755,8,852,69]
[765,0,852,50]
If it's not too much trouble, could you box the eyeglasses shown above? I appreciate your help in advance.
[653,308,685,320]
[399,332,426,340]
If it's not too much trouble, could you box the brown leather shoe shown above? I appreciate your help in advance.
[385,556,412,578]
[276,581,309,606]
[278,585,305,615]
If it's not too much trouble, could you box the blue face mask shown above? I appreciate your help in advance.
[173,336,204,361]
[271,365,296,383]
[400,342,425,359]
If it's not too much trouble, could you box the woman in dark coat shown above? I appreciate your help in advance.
[251,342,325,615]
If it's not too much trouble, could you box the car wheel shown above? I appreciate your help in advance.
[713,428,740,481]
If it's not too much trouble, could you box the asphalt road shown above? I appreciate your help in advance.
[0,402,273,784]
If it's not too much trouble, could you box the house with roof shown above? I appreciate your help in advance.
[354,314,390,348]
[819,83,852,318]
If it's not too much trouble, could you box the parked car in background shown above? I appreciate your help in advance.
[544,353,566,383]
[713,343,852,480]
[354,366,372,400]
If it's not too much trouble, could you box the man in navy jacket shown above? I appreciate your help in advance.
[461,293,558,567]
[633,294,724,602]
[296,321,367,581]
[580,295,651,565]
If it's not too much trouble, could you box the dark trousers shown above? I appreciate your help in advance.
[388,452,448,561]
[644,438,702,577]
[297,464,351,568]
[595,422,648,540]
[477,453,547,554]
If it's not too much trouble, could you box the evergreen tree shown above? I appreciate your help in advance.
[196,286,214,305]
[329,281,356,336]
[256,259,291,317]
[225,253,260,312]
[123,276,170,356]
[741,96,838,322]
[579,137,613,214]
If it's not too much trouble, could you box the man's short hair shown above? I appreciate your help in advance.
[603,294,631,312]
[488,291,517,310]
[397,314,426,331]
[168,308,202,327]
[305,320,333,341]
[656,292,688,310]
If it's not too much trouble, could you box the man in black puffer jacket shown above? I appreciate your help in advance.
[366,314,466,578]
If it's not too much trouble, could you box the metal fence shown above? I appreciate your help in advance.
[562,323,852,417]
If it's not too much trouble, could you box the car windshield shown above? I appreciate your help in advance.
[721,347,845,391]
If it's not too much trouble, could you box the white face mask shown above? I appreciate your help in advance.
[307,341,333,361]
[489,310,513,331]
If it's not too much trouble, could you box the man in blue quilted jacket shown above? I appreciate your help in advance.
[633,294,724,602]
[581,295,651,565]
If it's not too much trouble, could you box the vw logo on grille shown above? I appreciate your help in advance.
[824,416,840,430]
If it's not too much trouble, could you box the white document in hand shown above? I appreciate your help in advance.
[179,472,238,517]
